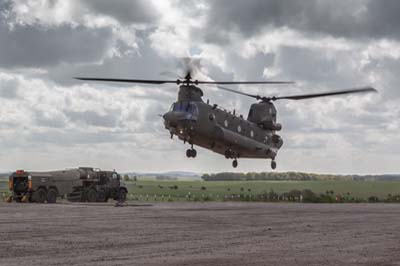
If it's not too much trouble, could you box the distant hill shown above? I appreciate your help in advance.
[353,175,400,181]
[202,172,400,181]
[122,171,202,180]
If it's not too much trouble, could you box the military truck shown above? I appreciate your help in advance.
[67,167,128,202]
[7,168,128,203]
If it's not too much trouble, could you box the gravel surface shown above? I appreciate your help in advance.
[0,202,400,266]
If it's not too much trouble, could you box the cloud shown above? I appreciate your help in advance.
[0,23,112,68]
[0,76,18,98]
[64,109,120,128]
[34,110,66,128]
[0,0,399,174]
[204,0,400,42]
[81,0,159,25]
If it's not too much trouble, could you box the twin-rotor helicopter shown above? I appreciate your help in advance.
[76,63,376,169]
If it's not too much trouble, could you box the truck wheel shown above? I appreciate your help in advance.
[67,192,83,202]
[47,188,57,203]
[87,188,97,202]
[97,190,107,202]
[119,189,127,202]
[6,196,13,203]
[35,188,46,203]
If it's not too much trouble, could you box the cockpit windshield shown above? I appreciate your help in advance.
[171,102,198,115]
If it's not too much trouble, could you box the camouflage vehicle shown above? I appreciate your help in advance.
[67,167,128,202]
[7,168,128,203]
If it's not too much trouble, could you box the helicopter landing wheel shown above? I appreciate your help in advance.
[186,149,197,158]
[271,160,277,170]
[225,149,234,159]
[224,150,230,159]
[232,159,238,168]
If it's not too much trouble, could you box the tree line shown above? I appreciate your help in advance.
[202,172,400,181]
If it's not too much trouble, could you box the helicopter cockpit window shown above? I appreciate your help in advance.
[171,102,199,116]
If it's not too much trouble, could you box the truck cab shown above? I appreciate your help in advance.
[8,170,32,202]
[71,168,128,202]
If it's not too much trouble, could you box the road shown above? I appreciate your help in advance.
[1,202,400,266]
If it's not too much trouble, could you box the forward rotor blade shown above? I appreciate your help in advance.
[75,77,295,86]
[272,87,377,101]
[199,81,294,85]
[75,77,177,84]
[159,71,182,79]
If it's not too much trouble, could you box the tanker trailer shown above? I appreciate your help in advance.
[7,169,82,203]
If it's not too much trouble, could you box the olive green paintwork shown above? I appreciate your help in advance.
[163,85,283,161]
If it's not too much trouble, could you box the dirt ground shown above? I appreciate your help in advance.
[0,202,400,266]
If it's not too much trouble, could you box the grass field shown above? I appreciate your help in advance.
[124,180,400,201]
[2,179,400,202]
[0,181,8,194]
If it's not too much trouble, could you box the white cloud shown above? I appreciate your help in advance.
[0,0,399,174]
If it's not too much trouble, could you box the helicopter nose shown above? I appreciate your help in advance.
[163,111,188,127]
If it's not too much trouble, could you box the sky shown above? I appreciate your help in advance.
[0,0,399,174]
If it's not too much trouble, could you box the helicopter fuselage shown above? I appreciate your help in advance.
[163,85,283,161]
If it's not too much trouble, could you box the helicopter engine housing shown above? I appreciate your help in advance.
[247,102,282,131]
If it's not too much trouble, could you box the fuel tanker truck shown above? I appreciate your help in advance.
[6,167,128,203]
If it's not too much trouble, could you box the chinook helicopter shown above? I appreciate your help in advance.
[76,67,376,169]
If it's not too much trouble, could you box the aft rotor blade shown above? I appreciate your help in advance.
[75,77,177,84]
[272,87,377,101]
[217,85,262,100]
[199,81,294,85]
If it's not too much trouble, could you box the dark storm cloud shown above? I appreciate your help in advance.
[64,110,120,128]
[47,33,183,90]
[205,0,400,42]
[0,0,11,14]
[82,0,159,24]
[34,34,178,135]
[0,23,112,68]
